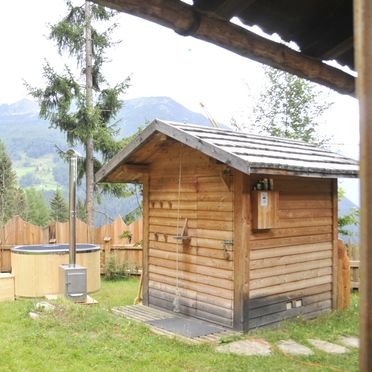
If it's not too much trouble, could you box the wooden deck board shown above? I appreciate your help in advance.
[112,304,241,344]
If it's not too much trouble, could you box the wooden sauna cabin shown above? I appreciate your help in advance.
[96,120,358,331]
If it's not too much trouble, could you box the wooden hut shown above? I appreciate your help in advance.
[96,120,358,331]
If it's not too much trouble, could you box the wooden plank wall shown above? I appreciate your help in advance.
[147,143,234,327]
[248,176,334,329]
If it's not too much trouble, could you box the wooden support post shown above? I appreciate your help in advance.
[332,179,338,309]
[233,170,250,331]
[142,174,150,305]
[354,1,372,370]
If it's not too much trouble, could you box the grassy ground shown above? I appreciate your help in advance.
[0,278,359,372]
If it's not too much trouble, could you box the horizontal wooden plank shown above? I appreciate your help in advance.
[197,219,233,231]
[251,234,332,250]
[149,264,233,290]
[251,225,332,241]
[251,242,332,260]
[149,248,233,270]
[148,256,233,280]
[197,191,233,202]
[250,267,332,290]
[149,209,197,219]
[248,299,332,329]
[150,182,198,193]
[249,290,331,319]
[197,182,229,193]
[195,229,233,240]
[279,199,332,209]
[349,260,360,268]
[250,274,332,299]
[273,178,332,192]
[150,192,197,201]
[149,272,233,299]
[278,193,332,201]
[150,225,233,240]
[149,217,197,228]
[148,288,233,320]
[150,201,197,210]
[149,280,232,309]
[194,238,230,250]
[196,210,233,222]
[278,209,332,219]
[197,201,233,212]
[250,249,332,270]
[250,258,333,280]
[278,217,333,228]
[248,283,332,309]
[149,240,232,260]
[150,166,222,177]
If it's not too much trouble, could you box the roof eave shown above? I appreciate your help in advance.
[96,120,359,183]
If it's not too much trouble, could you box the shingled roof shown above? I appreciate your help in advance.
[96,120,359,182]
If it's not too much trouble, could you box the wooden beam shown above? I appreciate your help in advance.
[121,164,149,174]
[354,1,372,370]
[233,170,250,331]
[142,174,150,305]
[331,179,338,310]
[92,0,355,95]
[321,36,354,60]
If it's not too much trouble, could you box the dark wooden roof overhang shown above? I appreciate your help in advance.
[92,0,355,96]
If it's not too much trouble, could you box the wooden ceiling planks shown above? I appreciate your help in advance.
[92,0,355,95]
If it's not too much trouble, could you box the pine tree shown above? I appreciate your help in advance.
[50,188,69,222]
[24,188,50,227]
[26,0,130,229]
[244,66,333,144]
[0,141,24,225]
[76,198,87,223]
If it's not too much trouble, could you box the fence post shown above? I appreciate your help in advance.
[337,240,351,309]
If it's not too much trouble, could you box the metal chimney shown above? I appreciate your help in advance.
[66,148,80,266]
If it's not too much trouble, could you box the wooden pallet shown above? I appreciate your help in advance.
[112,304,240,344]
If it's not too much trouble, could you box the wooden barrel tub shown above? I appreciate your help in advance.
[11,244,101,298]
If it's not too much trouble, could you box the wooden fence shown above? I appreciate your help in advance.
[346,241,360,290]
[0,216,143,274]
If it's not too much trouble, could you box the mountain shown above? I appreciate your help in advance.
[0,96,211,161]
[339,196,360,245]
[0,96,212,225]
[117,96,210,136]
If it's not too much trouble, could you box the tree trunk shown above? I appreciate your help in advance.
[85,1,94,233]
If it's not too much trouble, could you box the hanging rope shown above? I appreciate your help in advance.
[173,145,183,313]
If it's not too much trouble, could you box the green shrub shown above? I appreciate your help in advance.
[104,255,139,280]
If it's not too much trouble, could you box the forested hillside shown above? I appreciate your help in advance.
[0,96,210,224]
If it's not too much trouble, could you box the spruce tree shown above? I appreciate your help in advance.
[77,198,87,223]
[0,141,24,225]
[26,0,130,229]
[24,188,50,227]
[50,188,69,222]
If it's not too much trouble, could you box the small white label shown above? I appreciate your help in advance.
[260,192,268,207]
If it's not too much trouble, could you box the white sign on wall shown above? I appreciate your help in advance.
[260,192,268,207]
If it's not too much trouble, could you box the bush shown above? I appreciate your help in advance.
[104,255,132,281]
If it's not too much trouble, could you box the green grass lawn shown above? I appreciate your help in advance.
[0,278,359,372]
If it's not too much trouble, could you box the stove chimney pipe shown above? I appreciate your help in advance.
[66,148,80,266]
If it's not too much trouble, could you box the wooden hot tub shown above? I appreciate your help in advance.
[11,244,101,298]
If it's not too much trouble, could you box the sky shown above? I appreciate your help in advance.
[0,0,360,204]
